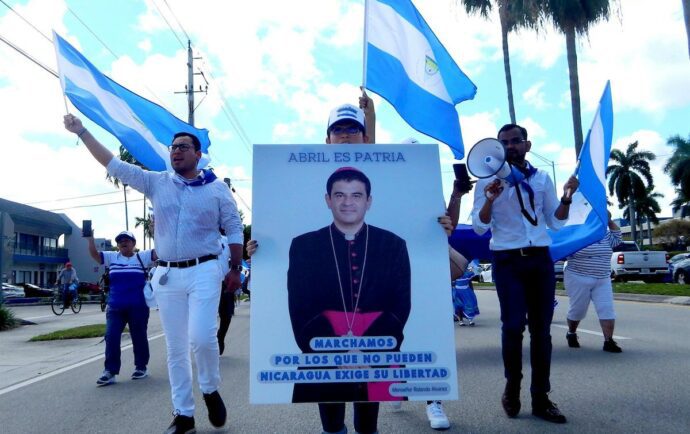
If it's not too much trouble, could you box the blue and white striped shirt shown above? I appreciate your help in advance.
[107,158,244,261]
[565,230,622,278]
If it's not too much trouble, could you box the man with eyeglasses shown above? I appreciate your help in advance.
[471,123,579,424]
[63,114,243,434]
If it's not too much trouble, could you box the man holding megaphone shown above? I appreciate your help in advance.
[470,123,579,424]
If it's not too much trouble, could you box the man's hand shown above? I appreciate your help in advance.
[64,114,84,134]
[359,87,375,117]
[437,215,454,236]
[224,270,241,293]
[562,176,580,199]
[484,179,504,202]
[246,239,258,257]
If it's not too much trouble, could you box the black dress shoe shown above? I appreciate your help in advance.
[566,332,580,348]
[532,398,567,424]
[603,339,622,353]
[164,414,195,434]
[203,390,227,428]
[501,385,521,418]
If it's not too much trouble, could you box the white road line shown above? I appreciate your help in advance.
[0,332,165,397]
[552,324,630,340]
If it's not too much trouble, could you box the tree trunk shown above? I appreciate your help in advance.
[565,25,584,157]
[123,185,129,231]
[683,0,690,56]
[142,197,147,250]
[647,218,653,246]
[499,9,516,124]
[629,196,637,245]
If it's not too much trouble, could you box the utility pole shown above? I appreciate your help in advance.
[175,40,208,126]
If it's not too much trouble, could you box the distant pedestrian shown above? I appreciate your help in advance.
[87,230,156,386]
[564,211,623,352]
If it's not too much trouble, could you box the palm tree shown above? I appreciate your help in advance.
[622,186,662,246]
[134,215,153,247]
[664,134,690,210]
[606,141,655,244]
[106,146,148,231]
[459,0,542,123]
[541,0,617,156]
[671,188,690,217]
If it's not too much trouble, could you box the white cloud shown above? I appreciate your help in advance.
[522,82,550,110]
[137,38,152,52]
[518,116,547,140]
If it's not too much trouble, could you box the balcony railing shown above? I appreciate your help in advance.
[14,244,68,258]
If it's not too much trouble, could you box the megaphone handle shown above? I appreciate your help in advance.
[485,179,506,200]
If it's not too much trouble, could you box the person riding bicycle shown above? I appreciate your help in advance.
[56,262,79,309]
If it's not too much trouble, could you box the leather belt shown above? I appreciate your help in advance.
[158,254,217,268]
[498,247,549,257]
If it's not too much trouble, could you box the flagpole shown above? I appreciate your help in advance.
[362,0,369,87]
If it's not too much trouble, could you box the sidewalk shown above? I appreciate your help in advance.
[476,286,690,306]
[0,304,163,392]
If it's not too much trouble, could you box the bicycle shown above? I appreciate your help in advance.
[97,270,110,312]
[51,286,82,315]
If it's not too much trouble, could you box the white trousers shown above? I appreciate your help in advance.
[564,269,616,321]
[153,259,223,417]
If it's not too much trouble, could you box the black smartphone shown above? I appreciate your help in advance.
[82,220,93,237]
[453,163,472,193]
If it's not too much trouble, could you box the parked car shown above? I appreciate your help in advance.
[610,242,669,282]
[668,253,690,276]
[1,283,25,299]
[77,281,101,295]
[479,264,493,283]
[20,283,53,297]
[671,258,690,284]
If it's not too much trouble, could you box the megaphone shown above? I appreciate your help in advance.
[466,138,525,186]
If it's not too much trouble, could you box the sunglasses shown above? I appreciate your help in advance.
[330,125,363,135]
[500,137,526,146]
[169,143,195,152]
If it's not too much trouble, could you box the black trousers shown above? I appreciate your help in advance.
[217,286,235,346]
[492,248,555,396]
[319,402,379,434]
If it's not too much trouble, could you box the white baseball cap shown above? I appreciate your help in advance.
[327,104,366,133]
[115,231,136,243]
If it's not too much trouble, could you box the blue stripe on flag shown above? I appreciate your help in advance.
[54,32,211,171]
[549,82,614,261]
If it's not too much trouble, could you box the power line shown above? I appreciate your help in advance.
[0,33,57,77]
[0,0,51,43]
[66,7,118,59]
[47,198,145,212]
[162,0,191,42]
[25,190,130,205]
[151,0,186,49]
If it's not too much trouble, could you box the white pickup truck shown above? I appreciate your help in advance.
[610,241,669,282]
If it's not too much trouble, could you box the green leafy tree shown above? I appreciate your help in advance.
[654,219,690,246]
[622,186,662,246]
[542,0,618,156]
[106,146,148,231]
[606,141,655,244]
[663,134,690,212]
[459,0,542,123]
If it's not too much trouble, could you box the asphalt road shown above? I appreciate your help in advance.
[1,292,689,433]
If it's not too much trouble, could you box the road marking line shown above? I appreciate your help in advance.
[0,332,165,397]
[552,324,630,340]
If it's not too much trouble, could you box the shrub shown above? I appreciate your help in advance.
[0,305,17,331]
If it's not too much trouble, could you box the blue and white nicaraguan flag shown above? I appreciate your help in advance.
[364,0,477,159]
[53,32,211,171]
[549,82,614,261]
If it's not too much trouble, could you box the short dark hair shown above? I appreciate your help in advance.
[173,132,201,151]
[326,167,371,197]
[497,124,528,141]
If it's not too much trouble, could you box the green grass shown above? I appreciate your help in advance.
[475,281,690,297]
[0,305,17,331]
[30,324,111,341]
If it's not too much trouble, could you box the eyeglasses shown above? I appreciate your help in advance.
[169,143,194,152]
[500,137,526,146]
[330,125,362,135]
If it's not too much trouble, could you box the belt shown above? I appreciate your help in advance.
[498,246,549,257]
[158,254,217,268]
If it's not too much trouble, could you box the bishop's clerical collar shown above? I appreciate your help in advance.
[331,222,367,241]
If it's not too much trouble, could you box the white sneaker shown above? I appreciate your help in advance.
[96,370,116,387]
[426,401,450,430]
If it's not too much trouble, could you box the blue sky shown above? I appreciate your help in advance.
[1,0,689,243]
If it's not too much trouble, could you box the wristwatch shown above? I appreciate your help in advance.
[229,263,243,272]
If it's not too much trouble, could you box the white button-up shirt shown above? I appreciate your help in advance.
[471,167,565,251]
[107,158,244,261]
